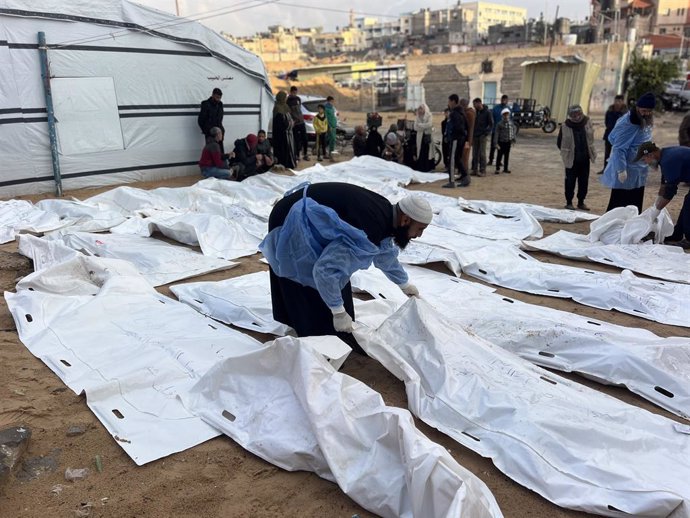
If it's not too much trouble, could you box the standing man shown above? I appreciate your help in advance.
[444,94,469,188]
[636,142,690,247]
[459,99,475,175]
[198,88,225,155]
[489,94,509,165]
[598,94,627,174]
[287,86,309,162]
[471,98,493,176]
[324,96,338,158]
[557,105,597,210]
[261,183,432,353]
[600,92,655,213]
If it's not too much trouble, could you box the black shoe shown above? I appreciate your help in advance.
[577,203,590,211]
[442,181,456,188]
[565,203,575,210]
[458,177,470,187]
[503,169,511,174]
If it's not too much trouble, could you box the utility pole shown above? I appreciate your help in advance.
[175,0,180,16]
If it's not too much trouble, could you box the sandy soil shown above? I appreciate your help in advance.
[1,111,689,518]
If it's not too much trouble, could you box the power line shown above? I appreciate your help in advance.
[275,2,400,19]
[50,0,278,48]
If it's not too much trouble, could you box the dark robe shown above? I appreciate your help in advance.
[272,112,296,168]
[267,183,395,353]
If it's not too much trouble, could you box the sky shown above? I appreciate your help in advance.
[137,0,591,37]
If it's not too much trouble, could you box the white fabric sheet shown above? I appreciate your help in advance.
[403,224,690,327]
[110,210,262,260]
[457,197,599,222]
[355,299,690,517]
[351,265,690,420]
[171,272,292,336]
[185,335,504,518]
[35,198,126,233]
[435,206,543,241]
[0,199,68,243]
[42,231,237,286]
[523,230,690,284]
[5,255,263,465]
[588,206,674,244]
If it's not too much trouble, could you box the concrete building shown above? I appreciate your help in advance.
[461,1,528,44]
[405,42,631,117]
[653,0,690,35]
[227,26,304,62]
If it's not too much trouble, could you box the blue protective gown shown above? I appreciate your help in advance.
[600,112,653,190]
[260,184,408,309]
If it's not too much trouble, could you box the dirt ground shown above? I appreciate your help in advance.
[1,110,689,518]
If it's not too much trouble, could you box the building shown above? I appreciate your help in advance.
[653,0,690,35]
[227,26,304,62]
[461,1,528,44]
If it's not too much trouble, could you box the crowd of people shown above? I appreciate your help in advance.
[196,86,689,247]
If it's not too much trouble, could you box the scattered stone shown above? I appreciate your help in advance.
[64,467,89,482]
[74,502,93,517]
[66,425,86,437]
[51,484,65,496]
[51,387,68,395]
[15,448,61,481]
[0,425,32,490]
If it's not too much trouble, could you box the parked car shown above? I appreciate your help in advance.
[300,95,354,141]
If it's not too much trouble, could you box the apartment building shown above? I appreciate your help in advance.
[654,0,690,35]
[462,1,527,44]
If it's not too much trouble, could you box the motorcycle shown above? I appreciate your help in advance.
[509,98,557,134]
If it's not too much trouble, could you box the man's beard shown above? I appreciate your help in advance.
[393,225,412,249]
[640,113,654,127]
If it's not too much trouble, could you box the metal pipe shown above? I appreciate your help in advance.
[38,32,62,197]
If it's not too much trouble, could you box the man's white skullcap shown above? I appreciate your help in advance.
[501,108,511,115]
[399,195,433,224]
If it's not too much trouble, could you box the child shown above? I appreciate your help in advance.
[313,104,329,161]
[495,108,516,174]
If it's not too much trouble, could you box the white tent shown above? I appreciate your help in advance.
[0,0,274,197]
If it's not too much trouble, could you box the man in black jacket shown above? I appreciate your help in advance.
[598,94,626,174]
[287,86,309,161]
[198,88,225,155]
[443,94,469,188]
[471,98,493,176]
[230,134,259,181]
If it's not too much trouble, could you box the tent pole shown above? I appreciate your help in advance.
[38,32,62,197]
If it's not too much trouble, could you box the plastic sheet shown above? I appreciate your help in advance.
[185,335,504,518]
[351,265,690,420]
[589,206,674,244]
[457,197,599,222]
[0,199,68,243]
[5,255,263,465]
[35,199,126,233]
[110,210,262,260]
[523,230,690,284]
[355,299,690,517]
[434,206,543,241]
[41,231,237,286]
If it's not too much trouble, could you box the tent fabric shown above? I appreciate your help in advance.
[355,299,690,517]
[351,265,690,420]
[4,254,263,465]
[39,230,237,286]
[185,335,504,518]
[523,230,690,284]
[457,197,599,222]
[0,0,273,196]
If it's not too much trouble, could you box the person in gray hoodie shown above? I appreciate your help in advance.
[557,105,597,210]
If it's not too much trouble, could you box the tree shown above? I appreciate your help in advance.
[626,54,680,101]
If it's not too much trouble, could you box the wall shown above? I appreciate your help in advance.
[405,42,631,113]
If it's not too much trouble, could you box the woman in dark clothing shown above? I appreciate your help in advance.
[365,127,385,157]
[272,91,296,168]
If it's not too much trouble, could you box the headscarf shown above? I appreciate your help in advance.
[273,91,290,115]
[414,103,433,160]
